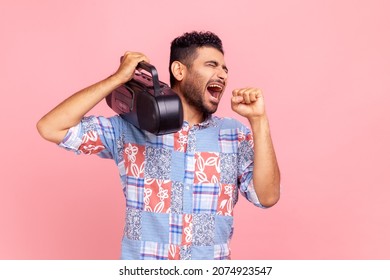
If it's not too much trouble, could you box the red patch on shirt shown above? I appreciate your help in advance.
[144,179,172,213]
[79,130,105,155]
[217,184,235,216]
[123,143,145,177]
[194,152,221,184]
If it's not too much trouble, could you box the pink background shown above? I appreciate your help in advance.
[1,0,389,259]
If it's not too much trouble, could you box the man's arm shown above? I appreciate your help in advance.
[231,88,280,207]
[36,52,149,144]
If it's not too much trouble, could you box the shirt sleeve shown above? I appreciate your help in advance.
[58,115,119,160]
[237,126,267,209]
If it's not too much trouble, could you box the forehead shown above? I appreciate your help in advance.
[193,46,226,64]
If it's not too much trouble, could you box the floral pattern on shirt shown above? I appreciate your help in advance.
[174,125,189,152]
[144,179,171,213]
[168,244,180,260]
[170,181,184,214]
[217,184,236,216]
[180,245,192,260]
[220,153,238,185]
[145,147,171,180]
[182,214,193,246]
[60,115,262,260]
[79,130,105,155]
[238,140,254,174]
[125,208,142,240]
[193,213,215,246]
[124,143,145,177]
[194,152,220,184]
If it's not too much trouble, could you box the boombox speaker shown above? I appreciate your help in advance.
[106,61,183,135]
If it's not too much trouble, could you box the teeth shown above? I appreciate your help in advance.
[208,84,222,90]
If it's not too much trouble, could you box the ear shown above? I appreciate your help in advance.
[171,61,186,82]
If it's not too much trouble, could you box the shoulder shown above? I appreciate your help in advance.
[82,115,143,136]
[212,115,250,132]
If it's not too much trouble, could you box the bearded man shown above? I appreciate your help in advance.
[37,31,280,260]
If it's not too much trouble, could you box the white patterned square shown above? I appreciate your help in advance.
[180,245,192,260]
[220,153,238,184]
[238,141,254,174]
[145,147,171,179]
[193,213,215,246]
[125,208,142,240]
[171,181,184,214]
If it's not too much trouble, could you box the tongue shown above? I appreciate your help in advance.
[207,87,219,98]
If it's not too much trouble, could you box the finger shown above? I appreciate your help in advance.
[256,92,264,100]
[254,88,262,98]
[231,95,244,104]
[249,92,257,102]
[233,88,251,96]
[137,55,150,64]
[242,93,252,104]
[233,88,263,103]
[122,52,149,64]
[232,89,240,97]
[233,89,250,104]
[246,88,263,101]
[233,87,251,96]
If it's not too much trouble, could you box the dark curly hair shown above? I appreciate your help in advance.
[169,31,224,86]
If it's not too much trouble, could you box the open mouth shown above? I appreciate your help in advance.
[206,83,224,102]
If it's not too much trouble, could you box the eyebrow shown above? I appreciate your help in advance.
[206,60,229,73]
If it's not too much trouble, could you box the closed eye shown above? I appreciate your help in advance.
[223,66,229,74]
[206,61,218,67]
[205,60,229,73]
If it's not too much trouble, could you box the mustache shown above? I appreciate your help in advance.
[207,79,226,86]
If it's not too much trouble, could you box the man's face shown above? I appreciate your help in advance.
[180,47,228,115]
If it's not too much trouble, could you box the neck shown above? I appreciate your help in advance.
[173,85,207,127]
[181,100,207,127]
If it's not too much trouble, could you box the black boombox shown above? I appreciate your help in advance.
[106,61,183,135]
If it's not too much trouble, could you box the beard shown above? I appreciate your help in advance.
[180,71,219,116]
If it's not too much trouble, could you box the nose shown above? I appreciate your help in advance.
[217,66,228,81]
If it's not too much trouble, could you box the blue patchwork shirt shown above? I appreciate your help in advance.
[59,115,263,260]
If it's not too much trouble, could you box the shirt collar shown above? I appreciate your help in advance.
[183,115,219,130]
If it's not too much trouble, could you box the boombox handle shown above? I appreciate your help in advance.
[120,57,161,97]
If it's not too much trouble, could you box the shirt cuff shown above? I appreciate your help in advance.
[58,123,83,154]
